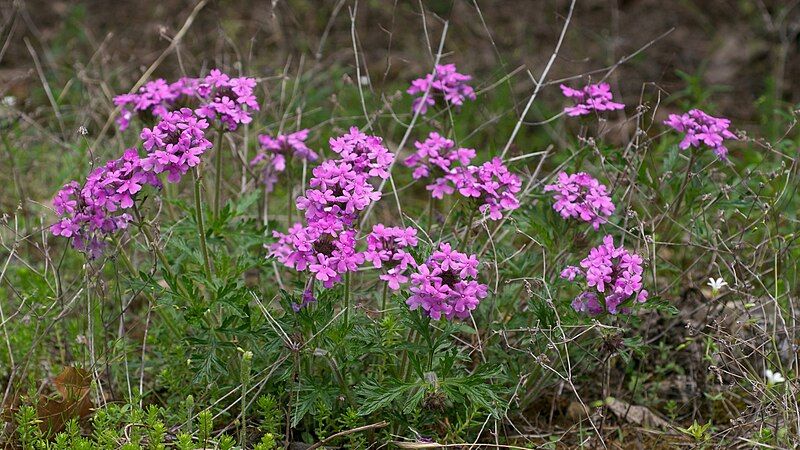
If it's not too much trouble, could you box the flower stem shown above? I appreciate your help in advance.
[425,196,434,237]
[286,157,293,226]
[194,169,213,280]
[213,128,224,219]
[670,149,697,219]
[458,206,477,252]
[380,282,388,320]
[344,271,351,329]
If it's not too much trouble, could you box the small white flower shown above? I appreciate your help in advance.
[2,96,16,107]
[359,75,370,86]
[707,277,728,295]
[765,369,785,386]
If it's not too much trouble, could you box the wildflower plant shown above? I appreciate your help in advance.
[561,235,648,316]
[560,82,624,116]
[30,18,796,448]
[250,129,317,191]
[195,69,260,131]
[51,149,161,258]
[139,108,213,183]
[364,224,418,291]
[113,77,197,131]
[407,63,476,114]
[450,157,522,220]
[404,132,476,199]
[407,243,487,320]
[544,171,615,230]
[663,108,737,159]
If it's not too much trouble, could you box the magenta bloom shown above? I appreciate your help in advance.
[407,243,488,320]
[404,132,475,198]
[560,82,624,117]
[296,160,382,227]
[113,77,198,131]
[544,172,615,230]
[663,109,737,160]
[251,129,318,191]
[560,235,648,316]
[139,108,213,183]
[269,223,363,288]
[329,127,394,179]
[364,224,418,290]
[407,64,476,115]
[51,149,161,258]
[195,69,260,131]
[449,157,522,220]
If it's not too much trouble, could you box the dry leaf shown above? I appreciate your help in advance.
[36,367,94,435]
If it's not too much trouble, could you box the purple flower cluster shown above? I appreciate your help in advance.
[113,77,197,131]
[407,243,488,320]
[269,223,362,288]
[51,149,161,258]
[407,64,476,115]
[403,132,475,198]
[140,108,213,183]
[560,82,624,117]
[663,109,737,160]
[271,128,394,294]
[364,225,418,290]
[195,69,259,131]
[250,129,317,192]
[450,157,522,220]
[296,160,382,226]
[560,235,648,316]
[329,127,394,179]
[544,172,615,230]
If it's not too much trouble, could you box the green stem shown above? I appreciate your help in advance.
[425,196,434,237]
[213,128,224,218]
[458,207,477,252]
[286,157,293,226]
[343,271,351,329]
[380,282,388,320]
[194,169,213,280]
[670,149,697,219]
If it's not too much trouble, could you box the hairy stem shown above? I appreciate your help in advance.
[458,206,477,251]
[194,169,213,280]
[343,271,351,329]
[213,128,224,218]
[380,282,388,320]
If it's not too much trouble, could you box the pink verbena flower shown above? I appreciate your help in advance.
[404,132,475,198]
[295,160,382,226]
[407,63,476,114]
[449,157,522,220]
[560,82,624,117]
[113,77,198,131]
[663,109,737,159]
[329,127,394,179]
[364,224,418,290]
[544,172,615,230]
[269,223,363,288]
[51,149,161,258]
[407,243,487,320]
[560,235,648,316]
[195,69,260,131]
[250,129,318,192]
[139,108,213,183]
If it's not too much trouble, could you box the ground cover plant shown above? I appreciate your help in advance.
[1,0,800,448]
